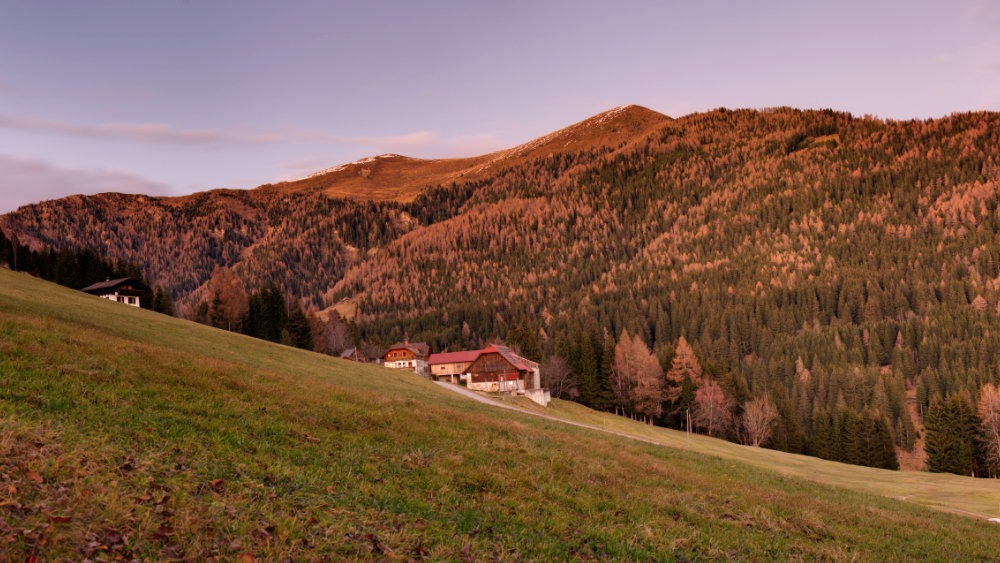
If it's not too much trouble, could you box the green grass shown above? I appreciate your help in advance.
[2,269,999,560]
[501,396,1000,520]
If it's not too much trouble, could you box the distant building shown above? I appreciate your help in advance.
[339,347,367,363]
[427,350,481,383]
[382,340,431,375]
[80,277,148,308]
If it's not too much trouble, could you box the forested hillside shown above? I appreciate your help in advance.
[5,105,1000,473]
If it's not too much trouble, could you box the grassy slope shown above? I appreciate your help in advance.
[1,269,999,560]
[505,398,1000,520]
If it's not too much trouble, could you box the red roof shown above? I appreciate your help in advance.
[428,350,481,365]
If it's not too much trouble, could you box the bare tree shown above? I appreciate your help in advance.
[314,311,351,356]
[692,380,734,437]
[978,383,1000,476]
[541,355,578,400]
[741,396,778,447]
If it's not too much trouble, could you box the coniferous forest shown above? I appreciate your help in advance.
[6,106,1000,475]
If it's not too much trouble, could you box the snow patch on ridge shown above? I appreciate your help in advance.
[295,154,408,181]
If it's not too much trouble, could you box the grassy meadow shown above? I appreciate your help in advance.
[2,268,999,560]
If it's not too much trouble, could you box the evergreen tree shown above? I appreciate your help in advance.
[286,300,314,350]
[576,329,602,409]
[925,395,977,475]
[151,287,175,316]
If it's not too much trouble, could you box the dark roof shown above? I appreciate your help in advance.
[339,347,365,360]
[383,341,430,359]
[477,345,537,372]
[80,277,148,294]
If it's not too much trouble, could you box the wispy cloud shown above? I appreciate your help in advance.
[0,155,171,213]
[0,114,284,145]
[0,113,507,156]
[965,0,1000,25]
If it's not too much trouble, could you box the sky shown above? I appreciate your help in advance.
[2,0,999,213]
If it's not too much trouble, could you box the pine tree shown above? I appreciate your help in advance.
[152,287,175,316]
[576,329,602,409]
[285,300,313,350]
[925,395,977,475]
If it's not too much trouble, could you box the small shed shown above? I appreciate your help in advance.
[339,347,367,362]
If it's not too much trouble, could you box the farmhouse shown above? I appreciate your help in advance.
[466,344,549,405]
[382,340,431,375]
[427,350,481,383]
[80,277,148,308]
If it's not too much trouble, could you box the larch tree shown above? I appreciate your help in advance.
[611,330,664,423]
[631,351,665,424]
[610,329,637,416]
[663,336,704,426]
[977,383,1000,476]
[664,336,704,401]
[207,266,248,332]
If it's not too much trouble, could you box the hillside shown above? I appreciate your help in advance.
[0,105,668,309]
[1,268,999,559]
[5,105,1000,471]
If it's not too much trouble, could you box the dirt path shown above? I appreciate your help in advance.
[433,381,671,447]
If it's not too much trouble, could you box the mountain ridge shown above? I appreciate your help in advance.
[264,104,670,201]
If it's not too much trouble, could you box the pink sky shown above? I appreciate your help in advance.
[2,0,999,213]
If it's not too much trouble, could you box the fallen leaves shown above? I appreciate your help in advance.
[197,478,226,495]
[366,532,396,559]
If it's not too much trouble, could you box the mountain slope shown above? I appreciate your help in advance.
[0,105,668,310]
[1,269,998,559]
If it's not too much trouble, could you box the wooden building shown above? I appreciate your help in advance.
[427,350,481,383]
[382,340,431,375]
[466,344,540,394]
[80,277,149,308]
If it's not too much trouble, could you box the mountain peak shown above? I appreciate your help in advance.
[272,105,670,201]
[492,104,669,164]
